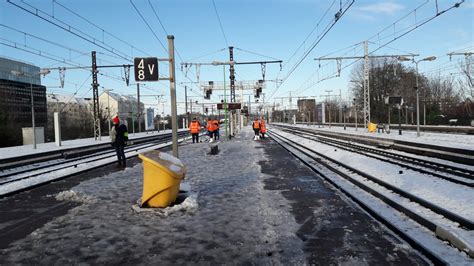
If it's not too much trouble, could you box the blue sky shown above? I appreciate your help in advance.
[1,0,473,114]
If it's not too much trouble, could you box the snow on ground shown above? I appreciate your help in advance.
[0,129,180,160]
[271,127,474,260]
[0,141,174,196]
[2,123,471,161]
[2,124,473,263]
[274,129,474,220]
[273,135,473,264]
[283,123,474,151]
[0,128,305,264]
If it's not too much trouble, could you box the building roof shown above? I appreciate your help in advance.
[47,93,90,105]
[100,91,121,101]
[100,91,143,105]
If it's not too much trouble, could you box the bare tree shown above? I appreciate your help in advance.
[350,58,416,124]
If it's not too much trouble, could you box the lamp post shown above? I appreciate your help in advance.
[11,69,50,149]
[353,98,358,131]
[162,101,165,131]
[414,56,436,137]
[397,104,402,135]
[325,90,332,128]
[125,94,136,136]
[398,56,436,137]
[212,61,234,140]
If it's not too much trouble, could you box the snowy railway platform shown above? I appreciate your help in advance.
[1,127,438,264]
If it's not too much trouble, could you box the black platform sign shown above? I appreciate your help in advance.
[217,103,241,110]
[385,96,403,105]
[134,57,158,81]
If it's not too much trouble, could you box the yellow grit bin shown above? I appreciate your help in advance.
[138,150,186,208]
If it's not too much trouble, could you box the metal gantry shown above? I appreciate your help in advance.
[181,47,282,103]
[316,41,418,129]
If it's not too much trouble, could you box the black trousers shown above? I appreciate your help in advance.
[192,133,199,143]
[253,129,260,136]
[115,145,126,166]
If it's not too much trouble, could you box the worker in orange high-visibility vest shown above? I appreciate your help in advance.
[212,118,220,140]
[207,118,216,142]
[189,118,201,143]
[252,117,260,140]
[260,117,266,139]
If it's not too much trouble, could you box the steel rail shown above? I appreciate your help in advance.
[268,130,474,230]
[277,127,474,187]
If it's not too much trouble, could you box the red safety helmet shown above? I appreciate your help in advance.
[112,116,120,124]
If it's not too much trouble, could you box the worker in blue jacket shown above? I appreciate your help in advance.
[110,116,129,168]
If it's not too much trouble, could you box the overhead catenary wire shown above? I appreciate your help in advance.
[0,39,84,68]
[2,37,131,83]
[0,24,131,73]
[184,48,227,62]
[7,0,133,62]
[235,47,281,61]
[292,0,466,97]
[211,0,229,47]
[293,40,416,96]
[367,0,430,45]
[129,0,168,54]
[267,0,355,102]
[0,36,157,99]
[135,0,241,106]
[53,0,152,58]
[282,0,337,69]
[0,3,193,107]
[143,0,213,102]
[58,73,92,113]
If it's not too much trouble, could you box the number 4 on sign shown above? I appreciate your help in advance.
[134,57,159,81]
[137,59,155,74]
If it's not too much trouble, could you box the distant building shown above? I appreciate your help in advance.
[297,99,316,122]
[0,57,47,147]
[316,103,326,124]
[272,109,298,123]
[99,91,144,125]
[46,93,94,141]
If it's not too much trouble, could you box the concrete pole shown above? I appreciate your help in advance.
[405,105,408,125]
[168,35,178,157]
[185,85,189,127]
[54,112,61,146]
[240,83,244,129]
[398,104,402,135]
[137,83,141,133]
[30,82,36,149]
[224,65,228,139]
[415,62,420,137]
[104,89,113,138]
[107,93,111,134]
[423,89,426,126]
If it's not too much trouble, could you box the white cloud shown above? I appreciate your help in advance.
[357,2,405,14]
[351,12,377,21]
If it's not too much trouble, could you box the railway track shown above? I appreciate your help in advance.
[276,126,474,187]
[268,128,474,264]
[275,124,474,165]
[0,132,190,197]
[0,131,189,171]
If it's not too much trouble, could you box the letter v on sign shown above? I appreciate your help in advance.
[134,57,159,81]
